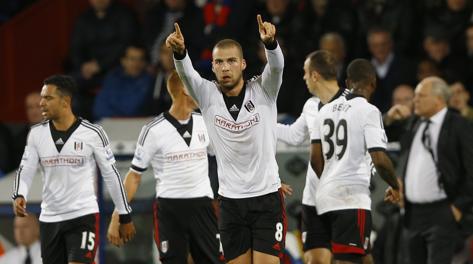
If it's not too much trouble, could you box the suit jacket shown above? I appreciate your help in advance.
[397,109,473,231]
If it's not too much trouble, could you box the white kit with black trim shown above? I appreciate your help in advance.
[12,118,131,222]
[310,94,387,214]
[130,112,214,199]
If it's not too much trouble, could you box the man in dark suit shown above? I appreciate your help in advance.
[386,76,473,263]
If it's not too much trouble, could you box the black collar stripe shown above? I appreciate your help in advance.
[164,112,194,146]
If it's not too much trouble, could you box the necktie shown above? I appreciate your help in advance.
[25,247,31,264]
[421,119,444,189]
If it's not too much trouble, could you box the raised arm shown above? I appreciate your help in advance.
[166,23,212,107]
[257,14,284,99]
[12,131,39,217]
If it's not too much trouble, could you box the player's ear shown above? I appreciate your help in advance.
[241,58,247,71]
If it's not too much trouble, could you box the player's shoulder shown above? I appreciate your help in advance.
[142,113,166,131]
[191,111,204,120]
[79,118,110,146]
[303,97,320,111]
[29,120,49,132]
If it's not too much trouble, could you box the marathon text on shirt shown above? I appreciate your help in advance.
[165,149,207,162]
[214,114,260,133]
[40,155,85,167]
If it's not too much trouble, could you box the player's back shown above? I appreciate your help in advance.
[314,94,386,214]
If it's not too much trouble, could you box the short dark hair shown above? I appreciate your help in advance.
[214,39,243,58]
[346,58,376,86]
[43,74,77,98]
[306,50,338,81]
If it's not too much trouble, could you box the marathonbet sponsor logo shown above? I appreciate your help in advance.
[165,149,207,162]
[41,155,85,167]
[214,114,260,132]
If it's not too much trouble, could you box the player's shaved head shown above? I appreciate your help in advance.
[306,50,337,81]
[167,70,185,100]
[346,58,377,98]
[213,39,243,58]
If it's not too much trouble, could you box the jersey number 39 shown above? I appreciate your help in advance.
[322,119,347,160]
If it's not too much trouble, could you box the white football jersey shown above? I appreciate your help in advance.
[175,45,284,198]
[130,112,214,199]
[13,119,132,223]
[277,89,349,206]
[310,94,387,214]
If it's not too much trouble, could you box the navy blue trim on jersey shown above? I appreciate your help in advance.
[50,118,82,153]
[138,114,164,146]
[12,165,23,198]
[368,147,386,153]
[112,164,131,213]
[222,82,247,121]
[80,121,109,147]
[318,88,349,110]
[345,93,364,101]
[311,139,322,144]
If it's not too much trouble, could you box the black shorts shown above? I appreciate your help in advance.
[40,213,99,264]
[218,190,287,261]
[320,209,372,263]
[153,197,224,264]
[301,204,330,251]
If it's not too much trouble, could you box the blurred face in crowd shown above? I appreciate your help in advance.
[90,0,111,12]
[466,26,473,55]
[447,0,466,11]
[39,85,70,121]
[320,33,346,64]
[417,59,441,82]
[413,78,446,118]
[423,36,450,62]
[392,85,415,109]
[266,0,289,17]
[449,82,470,111]
[121,46,147,77]
[212,46,246,90]
[368,31,393,64]
[25,92,43,124]
[165,0,186,11]
[159,44,174,72]
[14,215,39,247]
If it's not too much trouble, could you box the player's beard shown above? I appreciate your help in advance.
[218,72,243,92]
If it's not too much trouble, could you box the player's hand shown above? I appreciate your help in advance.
[12,197,28,217]
[107,212,124,247]
[450,204,462,222]
[384,187,403,207]
[119,222,136,243]
[281,183,293,198]
[257,14,276,45]
[165,23,186,56]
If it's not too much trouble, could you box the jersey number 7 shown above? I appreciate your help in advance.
[322,119,348,160]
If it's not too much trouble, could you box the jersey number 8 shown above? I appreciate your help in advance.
[322,119,348,160]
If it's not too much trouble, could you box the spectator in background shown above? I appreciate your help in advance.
[12,92,43,170]
[151,42,174,115]
[422,29,468,84]
[449,82,473,121]
[0,123,13,177]
[319,32,347,87]
[367,27,416,113]
[416,58,442,83]
[0,215,41,264]
[464,23,473,91]
[144,0,205,68]
[423,0,472,57]
[384,84,415,142]
[93,44,154,120]
[69,0,138,120]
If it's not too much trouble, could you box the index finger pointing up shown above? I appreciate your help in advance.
[174,23,182,36]
[257,14,263,30]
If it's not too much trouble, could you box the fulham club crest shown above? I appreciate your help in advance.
[244,100,255,113]
[161,241,169,253]
[74,141,83,151]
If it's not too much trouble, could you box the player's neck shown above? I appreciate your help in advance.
[318,80,340,104]
[52,112,76,131]
[168,104,192,120]
[222,78,244,97]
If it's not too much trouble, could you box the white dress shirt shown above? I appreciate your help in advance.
[371,53,394,79]
[405,107,448,203]
[0,240,42,264]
